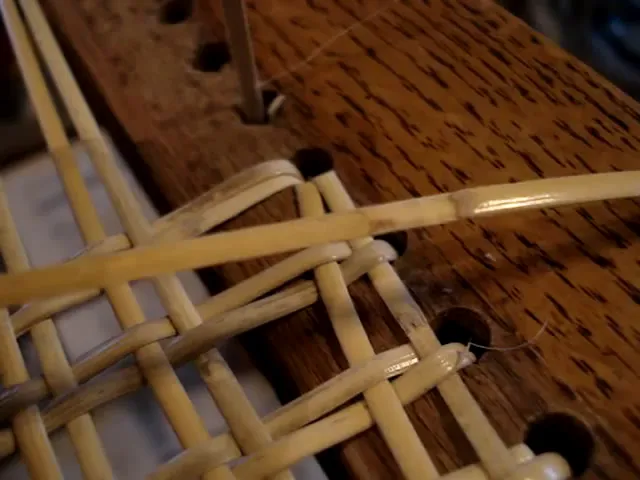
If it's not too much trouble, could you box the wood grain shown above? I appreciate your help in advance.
[36,0,640,478]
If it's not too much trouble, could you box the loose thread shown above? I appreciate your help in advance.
[258,0,399,89]
[466,317,549,353]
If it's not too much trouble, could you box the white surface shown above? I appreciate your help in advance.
[0,141,327,479]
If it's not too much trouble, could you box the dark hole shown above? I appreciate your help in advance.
[193,42,231,73]
[290,148,334,179]
[300,270,316,281]
[262,89,279,110]
[0,74,23,122]
[237,89,280,125]
[525,412,595,477]
[159,0,192,24]
[432,307,491,360]
[374,231,408,257]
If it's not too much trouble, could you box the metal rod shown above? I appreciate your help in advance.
[221,0,265,123]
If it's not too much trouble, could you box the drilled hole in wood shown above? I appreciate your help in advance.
[290,147,334,179]
[159,0,192,24]
[237,89,281,125]
[525,412,595,477]
[432,307,491,360]
[193,42,231,73]
[374,231,408,257]
[0,74,23,122]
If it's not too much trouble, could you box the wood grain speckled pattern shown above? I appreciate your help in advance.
[38,0,640,477]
